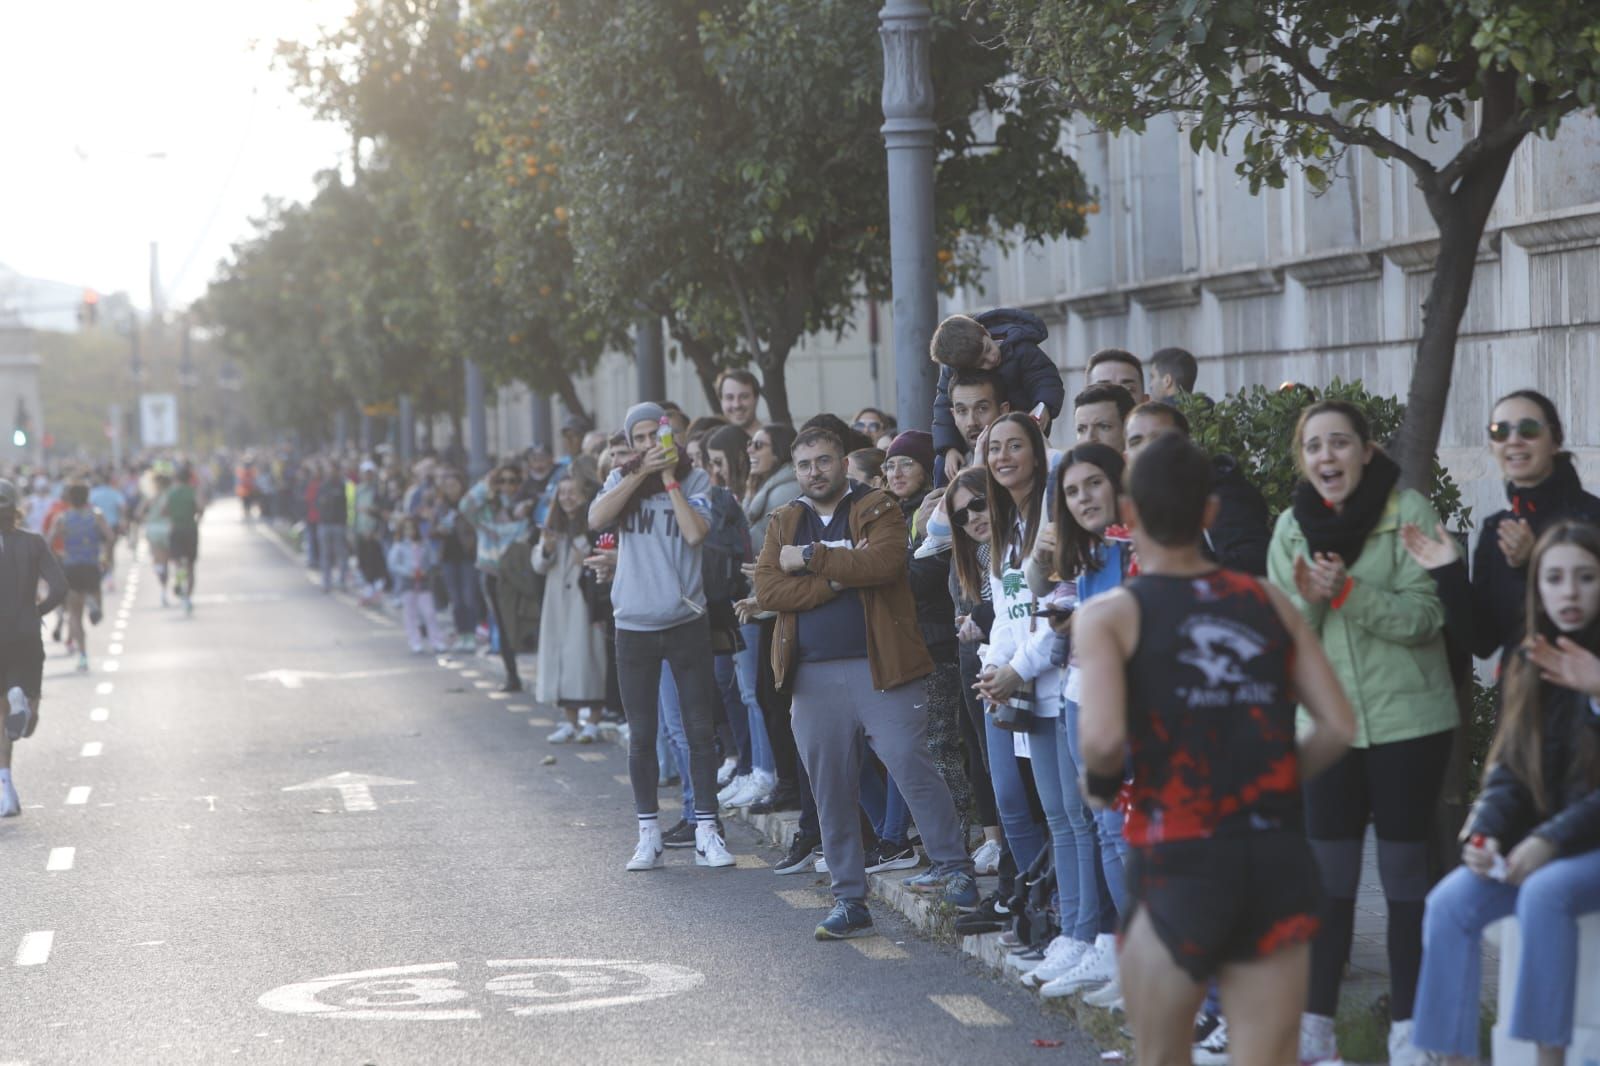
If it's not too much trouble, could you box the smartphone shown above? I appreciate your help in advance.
[1030,401,1048,423]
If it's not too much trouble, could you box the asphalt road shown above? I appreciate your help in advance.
[2,513,1100,1066]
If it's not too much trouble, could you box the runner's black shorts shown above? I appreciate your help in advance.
[170,526,200,562]
[65,564,101,595]
[0,635,46,701]
[1126,829,1323,983]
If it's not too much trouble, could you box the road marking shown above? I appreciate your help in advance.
[102,660,120,673]
[257,961,480,1021]
[928,994,1010,1027]
[847,937,907,960]
[95,682,113,695]
[527,717,555,727]
[283,771,415,813]
[15,931,54,966]
[108,643,124,655]
[612,774,631,786]
[487,692,512,701]
[65,786,91,805]
[80,742,103,758]
[46,847,75,872]
[90,707,109,722]
[246,667,422,690]
[506,703,533,712]
[776,889,831,910]
[734,854,771,871]
[473,681,496,690]
[459,670,482,679]
[575,752,606,763]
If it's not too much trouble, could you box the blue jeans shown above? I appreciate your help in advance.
[737,624,774,775]
[858,762,911,847]
[1029,708,1106,942]
[1064,699,1130,918]
[985,715,1045,875]
[440,559,481,635]
[657,668,693,820]
[1415,851,1600,1054]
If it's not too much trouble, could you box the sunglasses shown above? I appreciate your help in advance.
[748,440,770,452]
[853,420,883,433]
[1488,418,1546,443]
[949,494,988,528]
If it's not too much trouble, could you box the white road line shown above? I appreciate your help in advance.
[473,681,495,690]
[101,661,120,673]
[15,931,53,966]
[459,670,482,678]
[612,774,632,786]
[95,682,113,696]
[65,786,91,806]
[46,847,75,872]
[776,889,831,910]
[507,703,533,712]
[847,937,907,960]
[80,742,103,758]
[526,717,555,727]
[928,994,1010,1027]
[108,643,124,655]
[90,707,109,722]
[576,752,606,763]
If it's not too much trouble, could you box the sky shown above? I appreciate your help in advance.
[0,0,358,312]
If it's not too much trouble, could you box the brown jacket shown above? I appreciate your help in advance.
[753,485,933,693]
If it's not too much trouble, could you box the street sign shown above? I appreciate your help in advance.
[139,392,179,447]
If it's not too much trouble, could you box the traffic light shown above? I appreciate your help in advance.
[77,288,99,327]
[12,398,30,448]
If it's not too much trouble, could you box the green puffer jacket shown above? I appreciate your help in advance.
[1267,487,1458,749]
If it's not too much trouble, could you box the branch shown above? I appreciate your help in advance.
[1435,91,1578,191]
[726,267,767,366]
[1252,104,1437,184]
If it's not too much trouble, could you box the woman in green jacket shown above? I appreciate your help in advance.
[1266,400,1456,1066]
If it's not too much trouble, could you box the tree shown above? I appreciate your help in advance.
[993,0,1600,487]
[534,0,1093,423]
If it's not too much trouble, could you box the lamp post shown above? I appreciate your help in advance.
[879,0,938,432]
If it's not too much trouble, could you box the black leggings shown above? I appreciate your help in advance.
[1304,728,1454,1021]
[479,573,520,685]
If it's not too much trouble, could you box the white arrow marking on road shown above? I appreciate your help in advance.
[283,772,416,813]
[246,667,423,690]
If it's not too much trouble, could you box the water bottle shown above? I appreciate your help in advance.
[656,415,677,463]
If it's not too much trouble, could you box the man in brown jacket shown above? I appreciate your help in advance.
[755,427,977,940]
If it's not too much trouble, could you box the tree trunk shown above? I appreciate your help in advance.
[548,367,589,424]
[757,352,793,426]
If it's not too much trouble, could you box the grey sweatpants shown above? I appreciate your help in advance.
[790,657,974,902]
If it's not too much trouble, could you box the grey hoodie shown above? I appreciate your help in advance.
[743,464,801,554]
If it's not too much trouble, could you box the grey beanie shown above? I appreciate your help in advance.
[623,402,666,441]
[0,478,15,508]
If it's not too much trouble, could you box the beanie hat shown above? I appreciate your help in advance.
[623,402,666,442]
[886,430,934,478]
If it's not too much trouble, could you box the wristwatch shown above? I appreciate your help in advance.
[801,544,816,568]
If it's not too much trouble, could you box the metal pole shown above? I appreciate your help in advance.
[397,394,415,468]
[359,411,373,454]
[334,408,349,453]
[879,0,938,433]
[465,357,488,478]
[529,389,553,452]
[634,317,666,403]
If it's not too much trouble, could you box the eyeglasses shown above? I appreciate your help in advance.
[881,458,920,475]
[949,494,988,528]
[853,420,883,434]
[1488,418,1546,443]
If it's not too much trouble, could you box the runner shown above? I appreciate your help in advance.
[43,483,112,672]
[1072,433,1355,1066]
[0,478,68,817]
[143,464,175,606]
[165,463,204,616]
[89,469,126,594]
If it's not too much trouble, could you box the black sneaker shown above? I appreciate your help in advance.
[748,786,800,815]
[864,841,920,874]
[775,832,821,875]
[88,598,103,626]
[498,678,523,694]
[661,818,696,848]
[954,890,1012,935]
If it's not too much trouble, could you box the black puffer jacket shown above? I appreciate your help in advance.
[1471,455,1600,661]
[1470,684,1600,855]
[909,541,958,663]
[1202,454,1270,576]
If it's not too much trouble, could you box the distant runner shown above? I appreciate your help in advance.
[0,478,68,818]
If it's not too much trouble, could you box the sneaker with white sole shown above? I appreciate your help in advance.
[1387,1020,1438,1066]
[814,855,829,874]
[577,723,600,744]
[716,757,739,787]
[5,686,33,742]
[970,837,1002,876]
[1192,1015,1229,1065]
[1005,946,1046,974]
[1083,973,1123,1008]
[1022,936,1091,988]
[1299,1013,1341,1066]
[717,774,751,807]
[0,778,19,818]
[1039,933,1118,998]
[695,823,736,868]
[547,722,578,744]
[625,827,664,871]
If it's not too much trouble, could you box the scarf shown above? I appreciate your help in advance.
[1508,453,1587,535]
[1292,450,1400,566]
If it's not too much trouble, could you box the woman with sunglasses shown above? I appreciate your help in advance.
[461,462,534,692]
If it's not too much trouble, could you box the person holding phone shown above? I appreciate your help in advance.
[589,402,734,873]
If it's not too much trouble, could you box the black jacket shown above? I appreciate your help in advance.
[931,308,1065,463]
[908,542,958,663]
[0,528,67,644]
[1471,455,1600,661]
[1201,454,1270,576]
[1470,684,1600,856]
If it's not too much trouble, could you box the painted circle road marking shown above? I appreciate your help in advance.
[258,958,704,1021]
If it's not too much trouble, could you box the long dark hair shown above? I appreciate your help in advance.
[1489,520,1600,810]
[748,423,797,496]
[984,413,1049,576]
[948,467,991,602]
[1052,443,1126,580]
[707,424,752,498]
[546,473,599,539]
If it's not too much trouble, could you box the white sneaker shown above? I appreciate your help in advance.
[814,855,829,874]
[625,827,664,871]
[1039,933,1118,998]
[577,723,600,744]
[6,686,31,741]
[616,723,630,747]
[716,756,739,787]
[971,837,1002,875]
[546,722,578,744]
[1022,936,1091,988]
[717,773,750,806]
[0,779,19,818]
[724,772,770,808]
[1387,1020,1438,1066]
[695,823,735,868]
[1300,1013,1341,1066]
[1082,972,1123,1008]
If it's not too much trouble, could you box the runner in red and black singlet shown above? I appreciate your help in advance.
[1073,432,1355,1066]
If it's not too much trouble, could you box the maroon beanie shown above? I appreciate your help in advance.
[886,430,935,478]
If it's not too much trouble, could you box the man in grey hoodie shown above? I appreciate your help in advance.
[0,477,68,817]
[590,402,737,873]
